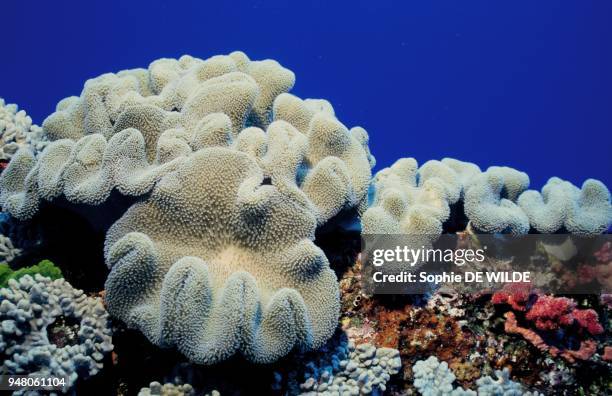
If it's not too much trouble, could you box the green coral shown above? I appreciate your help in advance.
[0,259,62,288]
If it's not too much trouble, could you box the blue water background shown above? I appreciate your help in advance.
[2,1,610,188]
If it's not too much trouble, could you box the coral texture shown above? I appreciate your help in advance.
[0,98,48,161]
[104,148,339,364]
[363,158,611,236]
[525,295,603,335]
[0,52,373,225]
[518,177,612,234]
[138,381,203,396]
[503,312,597,364]
[475,367,538,396]
[0,233,21,264]
[274,333,401,395]
[363,158,461,237]
[412,356,540,396]
[412,356,475,395]
[463,167,530,234]
[0,274,113,389]
[493,287,603,364]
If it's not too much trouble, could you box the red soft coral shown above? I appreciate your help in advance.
[491,282,532,311]
[594,241,612,263]
[572,309,604,335]
[525,295,576,331]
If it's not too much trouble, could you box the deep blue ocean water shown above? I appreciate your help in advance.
[3,1,611,189]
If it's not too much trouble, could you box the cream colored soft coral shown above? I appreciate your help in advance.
[104,147,339,364]
[0,52,373,227]
[361,157,468,237]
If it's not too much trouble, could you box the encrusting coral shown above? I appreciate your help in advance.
[0,274,113,390]
[0,52,373,227]
[104,147,340,364]
[363,157,611,237]
[0,98,48,161]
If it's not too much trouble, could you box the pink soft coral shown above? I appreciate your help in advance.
[572,309,604,335]
[491,282,532,311]
[594,241,612,263]
[525,295,576,331]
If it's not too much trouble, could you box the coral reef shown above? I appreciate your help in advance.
[0,51,610,395]
[362,158,461,239]
[463,167,530,234]
[0,51,377,366]
[0,98,48,161]
[274,332,401,395]
[363,158,611,237]
[0,259,62,288]
[0,274,113,390]
[475,367,541,396]
[104,147,339,364]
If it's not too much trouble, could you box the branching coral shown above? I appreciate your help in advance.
[0,52,373,227]
[412,356,541,396]
[0,233,21,264]
[104,147,339,364]
[494,289,604,364]
[273,332,401,395]
[0,98,48,161]
[0,274,113,389]
[504,312,597,364]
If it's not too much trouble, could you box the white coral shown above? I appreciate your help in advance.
[104,148,339,364]
[0,53,373,227]
[0,98,48,160]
